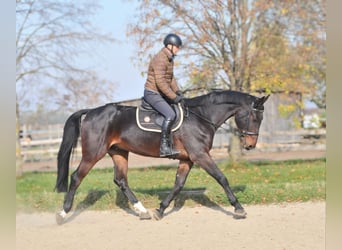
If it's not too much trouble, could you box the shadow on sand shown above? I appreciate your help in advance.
[64,185,246,223]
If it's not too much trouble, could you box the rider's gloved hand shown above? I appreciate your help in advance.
[173,94,183,104]
[176,90,184,98]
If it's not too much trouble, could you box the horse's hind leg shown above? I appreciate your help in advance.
[111,149,151,219]
[153,160,193,220]
[56,159,97,224]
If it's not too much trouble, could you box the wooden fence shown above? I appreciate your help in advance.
[20,124,65,162]
[20,124,326,163]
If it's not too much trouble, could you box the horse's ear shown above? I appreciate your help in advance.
[253,95,270,109]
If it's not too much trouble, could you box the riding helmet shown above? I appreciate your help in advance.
[163,33,182,48]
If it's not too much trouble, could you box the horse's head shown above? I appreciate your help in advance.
[234,95,270,150]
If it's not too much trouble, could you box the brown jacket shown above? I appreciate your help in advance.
[144,47,180,100]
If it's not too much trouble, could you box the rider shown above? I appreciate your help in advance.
[143,33,184,157]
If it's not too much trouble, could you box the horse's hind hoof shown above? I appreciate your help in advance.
[233,208,247,219]
[152,209,163,220]
[139,211,152,220]
[56,212,66,225]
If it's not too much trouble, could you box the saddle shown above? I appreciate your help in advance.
[136,98,184,132]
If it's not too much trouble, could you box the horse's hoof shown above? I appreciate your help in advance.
[56,212,65,225]
[139,211,152,220]
[233,208,247,219]
[152,209,163,221]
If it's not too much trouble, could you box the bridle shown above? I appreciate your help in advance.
[238,107,264,137]
[186,105,264,135]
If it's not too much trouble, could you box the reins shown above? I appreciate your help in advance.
[185,106,221,130]
[184,104,264,135]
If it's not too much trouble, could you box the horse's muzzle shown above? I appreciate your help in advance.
[243,144,255,150]
[241,136,258,150]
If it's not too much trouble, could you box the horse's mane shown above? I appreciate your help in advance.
[185,90,256,107]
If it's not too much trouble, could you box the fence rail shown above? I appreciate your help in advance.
[19,124,326,163]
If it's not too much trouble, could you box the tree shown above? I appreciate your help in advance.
[16,0,116,176]
[127,0,326,160]
[251,0,326,108]
[128,0,260,90]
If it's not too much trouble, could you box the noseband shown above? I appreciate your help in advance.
[238,107,264,137]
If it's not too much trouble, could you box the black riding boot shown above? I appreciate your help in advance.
[160,118,180,157]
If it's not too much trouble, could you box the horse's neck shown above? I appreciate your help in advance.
[215,104,238,125]
[187,91,250,126]
[195,103,238,127]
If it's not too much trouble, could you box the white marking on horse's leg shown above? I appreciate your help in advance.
[58,210,67,218]
[133,201,148,214]
[56,209,68,225]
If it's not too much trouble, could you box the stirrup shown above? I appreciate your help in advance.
[159,142,180,157]
[160,149,180,158]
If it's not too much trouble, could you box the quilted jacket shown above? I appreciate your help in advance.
[144,47,180,101]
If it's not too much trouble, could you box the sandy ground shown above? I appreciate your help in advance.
[17,149,326,250]
[16,201,325,250]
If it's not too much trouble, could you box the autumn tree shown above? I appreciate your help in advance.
[251,0,326,108]
[128,0,262,91]
[16,0,116,177]
[127,0,326,160]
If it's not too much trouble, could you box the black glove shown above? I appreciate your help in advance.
[176,90,184,98]
[173,94,183,104]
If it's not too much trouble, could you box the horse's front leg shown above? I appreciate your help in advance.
[194,153,247,219]
[153,160,193,220]
[111,150,151,220]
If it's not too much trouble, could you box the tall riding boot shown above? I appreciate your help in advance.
[160,118,180,157]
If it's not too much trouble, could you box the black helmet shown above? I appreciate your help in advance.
[163,33,182,48]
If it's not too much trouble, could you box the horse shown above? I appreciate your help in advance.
[55,90,269,224]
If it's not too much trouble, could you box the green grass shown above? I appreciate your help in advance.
[16,158,326,212]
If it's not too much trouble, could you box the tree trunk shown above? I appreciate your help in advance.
[16,98,23,178]
[228,120,242,164]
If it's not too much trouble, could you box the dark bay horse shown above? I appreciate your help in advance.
[55,90,269,224]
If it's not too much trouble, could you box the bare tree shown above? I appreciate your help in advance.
[128,0,325,93]
[16,0,116,176]
[128,0,280,90]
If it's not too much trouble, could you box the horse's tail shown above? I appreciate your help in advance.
[55,109,90,192]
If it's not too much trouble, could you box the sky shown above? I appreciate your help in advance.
[93,0,145,102]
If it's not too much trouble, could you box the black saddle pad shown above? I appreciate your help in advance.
[136,101,184,132]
